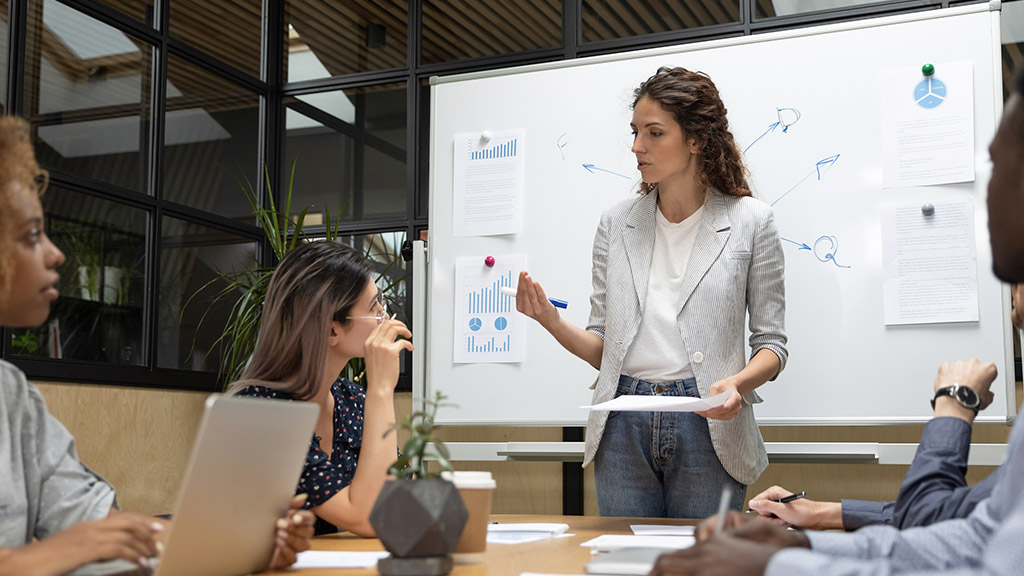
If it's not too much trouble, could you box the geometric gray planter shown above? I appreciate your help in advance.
[370,479,468,576]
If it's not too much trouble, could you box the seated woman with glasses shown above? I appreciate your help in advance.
[231,240,412,537]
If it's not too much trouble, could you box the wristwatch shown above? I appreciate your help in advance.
[931,383,981,414]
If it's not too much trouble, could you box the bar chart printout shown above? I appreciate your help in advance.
[452,129,525,237]
[454,254,526,363]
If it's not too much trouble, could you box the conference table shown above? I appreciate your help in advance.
[263,514,699,576]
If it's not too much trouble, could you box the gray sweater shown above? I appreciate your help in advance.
[0,360,115,546]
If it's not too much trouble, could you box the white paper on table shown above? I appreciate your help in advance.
[881,198,979,325]
[630,525,696,536]
[583,391,730,412]
[881,61,975,188]
[292,550,390,569]
[452,129,524,237]
[488,522,570,544]
[521,573,587,576]
[580,535,695,552]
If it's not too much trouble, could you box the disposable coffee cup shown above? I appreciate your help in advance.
[442,471,496,564]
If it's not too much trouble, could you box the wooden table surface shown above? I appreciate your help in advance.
[263,515,697,576]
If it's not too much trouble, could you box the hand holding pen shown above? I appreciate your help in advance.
[510,271,564,330]
[748,486,843,530]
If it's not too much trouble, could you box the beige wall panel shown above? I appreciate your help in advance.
[33,380,1017,519]
[35,381,209,516]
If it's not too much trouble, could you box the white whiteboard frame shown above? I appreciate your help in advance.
[421,2,1016,427]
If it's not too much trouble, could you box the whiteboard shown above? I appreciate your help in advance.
[427,4,1014,426]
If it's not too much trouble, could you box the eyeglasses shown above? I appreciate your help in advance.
[346,290,389,324]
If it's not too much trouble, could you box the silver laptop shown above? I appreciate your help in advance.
[71,394,318,576]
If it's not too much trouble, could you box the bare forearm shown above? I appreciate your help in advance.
[542,316,604,370]
[0,543,86,576]
[732,348,781,395]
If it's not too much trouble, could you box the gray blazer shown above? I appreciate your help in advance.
[582,189,787,485]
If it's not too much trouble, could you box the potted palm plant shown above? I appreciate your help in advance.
[185,161,406,387]
[370,392,467,576]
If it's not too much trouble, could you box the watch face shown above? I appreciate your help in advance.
[955,385,980,408]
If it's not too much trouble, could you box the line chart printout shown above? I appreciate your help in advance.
[453,254,526,363]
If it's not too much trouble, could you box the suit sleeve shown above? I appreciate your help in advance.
[893,417,999,528]
[586,211,611,340]
[745,206,788,376]
[842,499,895,530]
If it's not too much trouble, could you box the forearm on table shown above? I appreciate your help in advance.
[0,543,83,576]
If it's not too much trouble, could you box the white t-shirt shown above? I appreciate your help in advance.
[620,204,704,382]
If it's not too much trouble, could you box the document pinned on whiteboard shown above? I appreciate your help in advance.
[881,61,975,188]
[583,391,731,412]
[881,198,979,325]
[453,129,524,237]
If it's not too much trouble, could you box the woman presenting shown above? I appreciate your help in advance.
[516,67,787,518]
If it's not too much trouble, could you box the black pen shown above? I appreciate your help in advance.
[778,491,806,504]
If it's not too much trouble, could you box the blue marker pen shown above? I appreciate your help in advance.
[500,286,568,309]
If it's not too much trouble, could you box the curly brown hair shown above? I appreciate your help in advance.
[633,66,751,198]
[0,116,45,303]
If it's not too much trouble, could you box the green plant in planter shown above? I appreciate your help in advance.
[387,391,455,479]
[371,391,467,576]
[184,161,407,388]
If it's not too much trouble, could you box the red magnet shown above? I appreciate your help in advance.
[484,256,495,267]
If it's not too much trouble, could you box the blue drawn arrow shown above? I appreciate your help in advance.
[781,238,812,250]
[743,121,781,155]
[769,154,841,207]
[582,163,631,179]
[815,154,841,180]
[743,108,802,154]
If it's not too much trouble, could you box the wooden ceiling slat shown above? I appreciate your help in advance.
[481,0,560,47]
[434,1,526,55]
[421,8,488,62]
[678,0,714,28]
[420,10,475,62]
[287,1,406,75]
[169,0,261,75]
[583,1,640,41]
[652,0,689,30]
[295,16,398,73]
[620,1,667,36]
[756,0,777,18]
[668,0,708,28]
[422,2,513,60]
[694,0,733,26]
[532,0,563,30]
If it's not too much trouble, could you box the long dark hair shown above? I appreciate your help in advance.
[229,240,373,400]
[633,66,751,198]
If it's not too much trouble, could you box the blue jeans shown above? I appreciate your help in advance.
[594,375,746,518]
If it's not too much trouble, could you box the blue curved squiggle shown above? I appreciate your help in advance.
[813,236,851,269]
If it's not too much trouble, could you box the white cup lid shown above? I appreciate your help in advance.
[442,470,496,489]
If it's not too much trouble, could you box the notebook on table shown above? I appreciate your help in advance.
[585,547,674,575]
[69,394,318,576]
